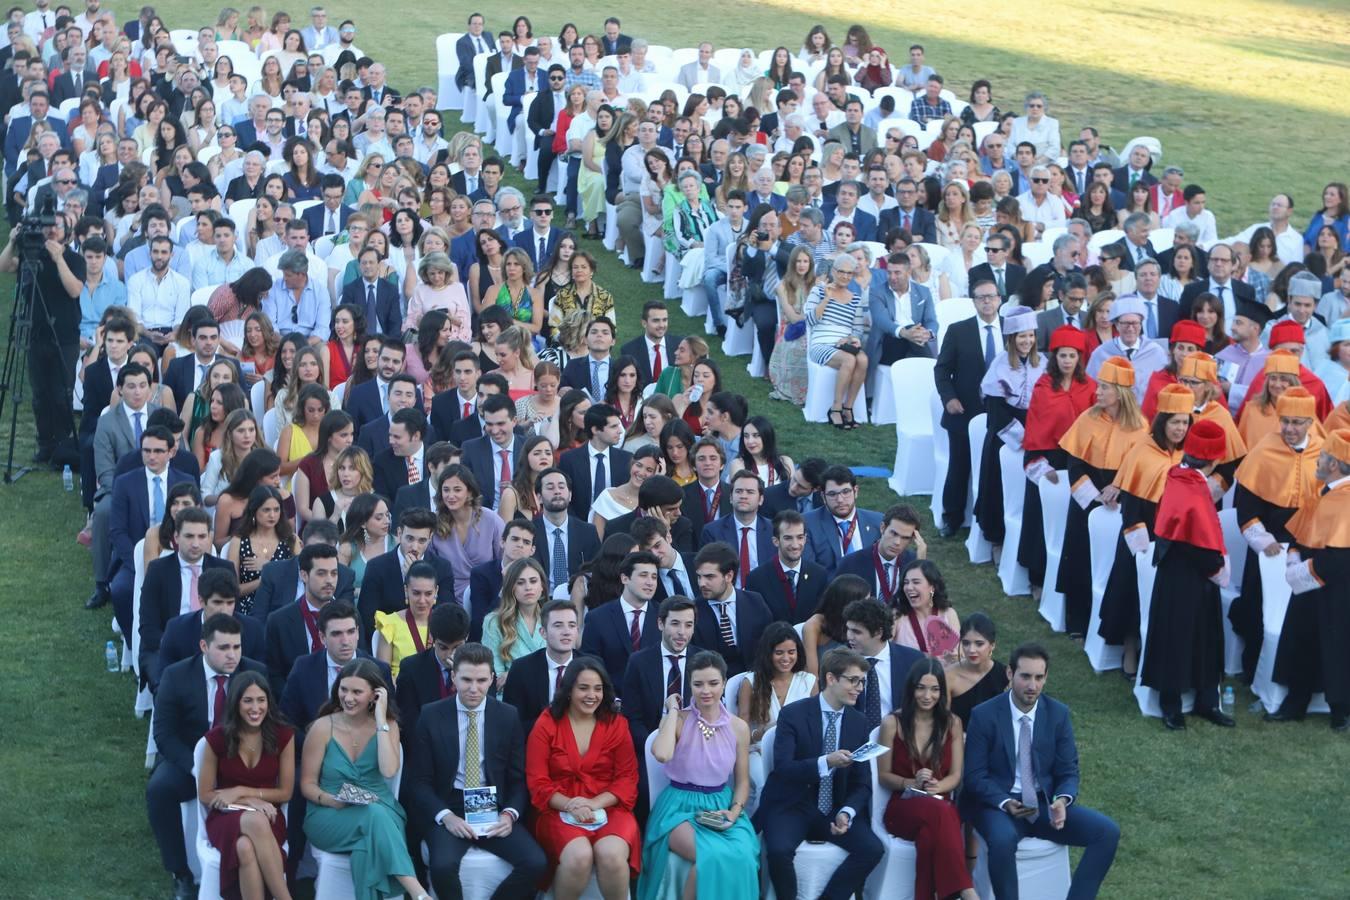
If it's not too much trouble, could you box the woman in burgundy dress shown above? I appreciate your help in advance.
[878,658,978,900]
[197,670,296,900]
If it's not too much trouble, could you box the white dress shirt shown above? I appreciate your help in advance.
[864,643,894,717]
[127,267,192,329]
[832,514,863,554]
[177,554,203,614]
[545,651,574,704]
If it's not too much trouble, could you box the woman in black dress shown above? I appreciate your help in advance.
[946,613,1008,726]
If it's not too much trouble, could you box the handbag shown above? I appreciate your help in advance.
[783,320,806,341]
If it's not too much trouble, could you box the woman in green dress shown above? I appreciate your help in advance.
[299,659,431,900]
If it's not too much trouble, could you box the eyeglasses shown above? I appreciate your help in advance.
[500,205,521,214]
[1026,103,1044,109]
[838,675,866,687]
[824,487,854,499]
[973,293,1001,301]
[290,304,299,323]
[532,208,553,216]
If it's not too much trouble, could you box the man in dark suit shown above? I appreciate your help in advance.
[747,510,828,625]
[681,439,732,534]
[4,92,66,177]
[836,507,923,612]
[755,648,883,900]
[107,427,195,639]
[1179,242,1254,320]
[557,402,632,519]
[342,248,403,337]
[1126,260,1182,342]
[866,252,937,392]
[372,408,430,503]
[761,457,826,520]
[1107,212,1159,273]
[1111,143,1158,194]
[148,616,266,900]
[467,520,536,641]
[482,32,522,105]
[803,465,884,578]
[877,177,936,243]
[600,18,631,55]
[822,179,877,242]
[429,350,482,440]
[579,550,662,687]
[533,467,601,596]
[501,46,546,133]
[963,644,1120,899]
[407,642,548,900]
[700,470,775,589]
[933,283,1002,537]
[690,542,773,676]
[263,542,342,698]
[281,601,391,732]
[525,72,569,195]
[49,46,98,105]
[160,316,223,411]
[502,599,580,732]
[248,521,356,625]
[454,14,495,96]
[619,300,682,386]
[395,602,470,740]
[967,234,1025,301]
[348,339,411,431]
[392,441,458,525]
[358,508,457,644]
[302,174,353,240]
[512,194,568,269]
[843,598,925,730]
[157,569,264,679]
[89,137,136,214]
[138,508,233,689]
[356,374,426,458]
[1035,273,1090,351]
[559,315,617,395]
[460,394,524,510]
[621,596,701,753]
[610,477,697,559]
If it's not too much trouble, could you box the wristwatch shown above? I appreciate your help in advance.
[377,724,391,732]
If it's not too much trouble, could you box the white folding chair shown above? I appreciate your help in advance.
[1084,507,1124,672]
[436,33,466,112]
[1251,548,1330,714]
[639,732,694,895]
[1133,542,1194,717]
[998,444,1031,596]
[226,197,256,226]
[803,358,867,425]
[312,748,405,899]
[723,316,755,357]
[490,73,514,157]
[970,831,1072,900]
[886,358,935,496]
[1217,509,1246,675]
[935,298,974,349]
[472,54,492,136]
[870,365,896,427]
[965,414,993,564]
[1087,229,1124,253]
[759,726,849,900]
[1021,241,1054,270]
[130,539,156,719]
[666,251,685,304]
[723,672,750,717]
[249,379,266,415]
[927,390,950,523]
[1036,474,1070,632]
[190,285,217,308]
[1147,227,1175,254]
[862,728,917,900]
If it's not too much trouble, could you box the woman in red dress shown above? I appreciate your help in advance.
[878,657,978,900]
[197,670,296,900]
[526,657,640,899]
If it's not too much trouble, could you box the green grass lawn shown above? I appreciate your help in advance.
[3,2,1350,897]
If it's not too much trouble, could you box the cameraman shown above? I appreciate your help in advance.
[736,204,783,367]
[0,214,86,466]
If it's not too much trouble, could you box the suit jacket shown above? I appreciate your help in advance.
[501,68,547,131]
[1034,306,1087,351]
[248,556,356,625]
[692,588,772,675]
[511,226,565,270]
[89,161,121,214]
[966,262,1026,301]
[108,467,195,577]
[961,692,1080,818]
[348,377,391,430]
[620,643,701,751]
[934,316,995,424]
[579,598,661,688]
[747,191,787,217]
[803,506,883,578]
[162,354,226,410]
[152,654,267,774]
[601,34,632,55]
[620,333,683,386]
[4,116,68,175]
[700,515,776,576]
[483,52,522,99]
[392,477,437,526]
[745,557,827,624]
[138,553,234,685]
[532,515,601,584]
[1105,236,1157,273]
[525,89,561,141]
[396,646,451,740]
[341,276,402,338]
[835,546,918,602]
[455,32,497,89]
[501,646,566,734]
[466,559,504,643]
[157,611,265,688]
[878,205,937,244]
[282,648,390,730]
[362,84,401,106]
[303,203,352,242]
[760,483,822,521]
[358,549,459,644]
[1127,294,1181,341]
[50,68,99,105]
[826,122,878,155]
[676,62,721,90]
[557,444,632,519]
[560,355,611,394]
[866,279,937,378]
[447,412,484,446]
[429,390,476,443]
[92,401,161,498]
[372,448,417,503]
[822,207,878,243]
[407,695,529,833]
[1180,279,1254,319]
[461,434,525,509]
[754,695,872,824]
[680,479,732,535]
[1111,166,1158,194]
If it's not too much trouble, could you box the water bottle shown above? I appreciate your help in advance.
[1221,685,1235,717]
[105,640,120,673]
[62,465,73,491]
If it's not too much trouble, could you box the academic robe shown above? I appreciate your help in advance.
[1279,484,1350,710]
[1191,400,1247,490]
[1238,365,1333,423]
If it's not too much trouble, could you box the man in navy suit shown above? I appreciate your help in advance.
[407,642,548,900]
[967,234,1026,302]
[804,465,884,578]
[502,599,580,733]
[526,72,569,194]
[843,598,925,730]
[691,542,772,675]
[347,339,411,432]
[356,374,425,458]
[248,521,357,624]
[619,300,682,386]
[823,179,877,242]
[107,427,195,639]
[621,596,701,752]
[263,542,342,697]
[755,648,883,900]
[446,371,509,446]
[511,193,565,268]
[148,616,266,900]
[700,470,775,589]
[282,601,392,732]
[835,505,923,606]
[161,317,224,411]
[138,508,233,689]
[158,569,265,681]
[579,550,662,688]
[559,315,617,395]
[761,457,826,520]
[501,46,546,133]
[467,519,536,641]
[395,601,470,740]
[600,18,631,55]
[302,174,353,240]
[680,439,732,534]
[460,394,524,510]
[532,467,601,596]
[392,442,458,526]
[371,408,429,503]
[878,178,937,243]
[557,402,632,519]
[963,644,1120,899]
[358,508,457,644]
[4,92,66,177]
[866,251,937,393]
[341,246,403,337]
[89,136,136,213]
[428,350,481,440]
[747,511,827,624]
[454,13,495,95]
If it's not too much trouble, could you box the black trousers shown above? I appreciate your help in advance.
[146,760,197,877]
[564,156,581,216]
[425,814,547,900]
[750,297,777,362]
[536,141,558,195]
[941,413,975,528]
[29,341,78,455]
[1160,685,1219,717]
[879,333,935,366]
[763,810,883,900]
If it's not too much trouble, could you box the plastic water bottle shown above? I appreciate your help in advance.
[62,465,73,491]
[105,640,120,673]
[1221,685,1235,717]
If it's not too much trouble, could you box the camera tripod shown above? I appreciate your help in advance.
[0,251,69,484]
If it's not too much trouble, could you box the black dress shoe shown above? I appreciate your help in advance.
[1194,707,1236,727]
[1162,712,1186,731]
[1331,716,1349,733]
[937,524,958,539]
[1263,706,1306,723]
[172,874,195,900]
[85,588,110,609]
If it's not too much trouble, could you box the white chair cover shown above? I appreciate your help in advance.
[965,414,993,564]
[1251,547,1330,714]
[1084,506,1124,672]
[886,358,935,496]
[998,445,1031,596]
[1036,474,1070,632]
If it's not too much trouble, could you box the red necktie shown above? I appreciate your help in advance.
[187,563,201,611]
[212,674,227,725]
[463,401,472,418]
[651,342,663,380]
[500,449,512,483]
[299,602,322,652]
[406,455,421,484]
[555,664,566,693]
[739,527,752,588]
[629,608,642,650]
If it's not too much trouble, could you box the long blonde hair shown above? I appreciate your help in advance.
[1095,379,1147,431]
[494,557,548,667]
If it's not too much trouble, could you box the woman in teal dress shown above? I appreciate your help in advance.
[638,651,759,900]
[337,493,396,595]
[299,659,432,900]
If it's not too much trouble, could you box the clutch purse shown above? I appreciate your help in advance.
[695,810,735,831]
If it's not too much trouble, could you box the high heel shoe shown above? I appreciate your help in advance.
[828,409,846,429]
[841,408,858,429]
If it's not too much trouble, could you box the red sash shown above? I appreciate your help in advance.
[299,602,321,652]
[872,546,899,607]
[906,611,929,654]
[405,610,427,654]
[703,483,722,521]
[837,517,857,554]
[773,558,797,611]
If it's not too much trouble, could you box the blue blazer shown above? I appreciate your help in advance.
[822,207,878,242]
[748,192,787,216]
[620,642,702,752]
[691,589,772,676]
[108,467,196,577]
[282,648,391,731]
[878,205,937,244]
[247,556,356,625]
[700,515,776,575]
[5,115,68,175]
[138,553,235,686]
[339,275,402,337]
[466,559,503,644]
[502,68,548,130]
[450,228,480,285]
[754,695,872,825]
[455,31,496,89]
[511,226,566,270]
[961,693,1081,818]
[579,598,661,689]
[557,444,632,520]
[346,379,387,430]
[460,434,525,509]
[803,506,883,578]
[302,203,352,242]
[760,483,822,521]
[158,611,265,688]
[745,557,827,624]
[866,278,937,375]
[357,549,459,646]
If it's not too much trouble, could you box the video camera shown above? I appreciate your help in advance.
[16,194,57,262]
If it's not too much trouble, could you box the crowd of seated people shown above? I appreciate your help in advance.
[8,3,1347,897]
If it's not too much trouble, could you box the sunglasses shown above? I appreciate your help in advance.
[1031,177,1049,184]
[532,209,553,216]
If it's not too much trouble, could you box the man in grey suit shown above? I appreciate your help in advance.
[676,42,720,90]
[1034,273,1089,352]
[866,251,936,396]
